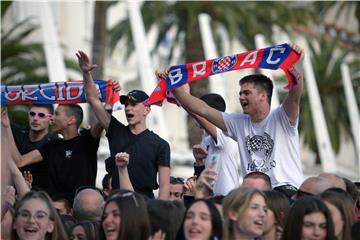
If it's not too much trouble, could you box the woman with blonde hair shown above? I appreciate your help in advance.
[222,186,267,240]
[11,190,68,240]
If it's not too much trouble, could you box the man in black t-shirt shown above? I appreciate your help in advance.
[77,50,170,199]
[11,104,57,192]
[2,104,103,201]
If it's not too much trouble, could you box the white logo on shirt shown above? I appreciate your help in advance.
[245,132,275,172]
[65,150,72,159]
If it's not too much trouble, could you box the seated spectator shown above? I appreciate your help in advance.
[319,189,356,240]
[72,187,105,223]
[177,199,222,240]
[169,176,185,202]
[282,196,335,240]
[101,191,150,240]
[147,199,185,240]
[222,186,267,240]
[263,190,290,240]
[11,190,68,240]
[71,220,103,240]
[241,171,272,191]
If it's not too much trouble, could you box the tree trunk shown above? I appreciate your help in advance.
[185,19,210,148]
[89,1,108,125]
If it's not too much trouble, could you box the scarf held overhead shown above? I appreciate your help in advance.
[1,80,120,109]
[145,43,301,106]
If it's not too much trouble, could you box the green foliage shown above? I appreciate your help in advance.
[1,1,80,124]
[299,38,354,153]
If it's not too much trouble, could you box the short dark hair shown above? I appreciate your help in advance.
[60,104,83,128]
[30,104,54,114]
[239,74,273,104]
[244,171,272,189]
[200,93,226,112]
[102,173,112,189]
[51,193,72,212]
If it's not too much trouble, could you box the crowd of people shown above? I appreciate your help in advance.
[1,45,360,240]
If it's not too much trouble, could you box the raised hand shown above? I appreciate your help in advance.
[76,50,98,73]
[290,43,304,58]
[192,144,208,165]
[111,80,122,93]
[115,152,130,168]
[183,176,197,195]
[23,171,33,189]
[194,164,217,198]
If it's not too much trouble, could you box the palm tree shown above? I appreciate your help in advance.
[108,1,313,146]
[1,1,79,124]
[296,38,356,164]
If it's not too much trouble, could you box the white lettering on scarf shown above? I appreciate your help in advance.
[266,47,286,65]
[192,62,207,77]
[168,68,183,86]
[240,51,258,66]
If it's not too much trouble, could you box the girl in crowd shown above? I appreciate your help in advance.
[178,199,222,240]
[262,190,290,240]
[70,220,103,240]
[222,186,267,240]
[11,190,68,240]
[319,189,356,240]
[101,191,151,240]
[281,196,335,240]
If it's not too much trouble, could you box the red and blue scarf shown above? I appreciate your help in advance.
[145,43,301,106]
[1,80,119,108]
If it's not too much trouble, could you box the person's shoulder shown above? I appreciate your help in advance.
[109,115,125,127]
[46,132,59,140]
[147,130,169,144]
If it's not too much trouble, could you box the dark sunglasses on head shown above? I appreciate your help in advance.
[170,176,185,184]
[108,191,139,207]
[28,111,51,118]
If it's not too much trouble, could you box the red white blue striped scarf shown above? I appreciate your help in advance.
[145,43,301,106]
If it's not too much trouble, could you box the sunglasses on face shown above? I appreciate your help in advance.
[28,111,52,118]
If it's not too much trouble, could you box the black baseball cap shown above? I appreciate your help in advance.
[120,90,149,104]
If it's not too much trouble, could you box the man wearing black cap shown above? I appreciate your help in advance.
[77,51,170,200]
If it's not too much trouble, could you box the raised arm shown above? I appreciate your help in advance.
[282,44,304,126]
[1,107,43,167]
[115,152,134,192]
[8,158,30,197]
[76,50,111,131]
[155,70,226,132]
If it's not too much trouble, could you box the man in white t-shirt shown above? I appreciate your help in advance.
[192,93,240,196]
[172,45,304,189]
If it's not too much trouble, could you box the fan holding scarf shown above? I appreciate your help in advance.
[155,43,305,197]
